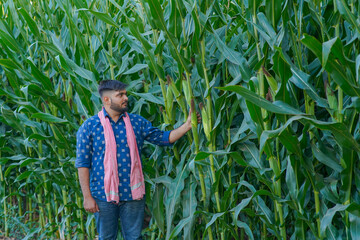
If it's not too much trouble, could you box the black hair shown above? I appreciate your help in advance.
[98,80,128,97]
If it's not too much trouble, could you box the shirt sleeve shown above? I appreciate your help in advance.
[141,117,173,147]
[75,122,93,168]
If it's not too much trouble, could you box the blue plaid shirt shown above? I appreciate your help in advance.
[75,108,172,201]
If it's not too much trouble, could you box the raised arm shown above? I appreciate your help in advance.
[169,110,201,143]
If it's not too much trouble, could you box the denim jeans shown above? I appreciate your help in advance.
[94,198,145,240]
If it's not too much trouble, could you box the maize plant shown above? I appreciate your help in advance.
[1,0,360,239]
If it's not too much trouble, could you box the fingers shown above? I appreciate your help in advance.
[188,110,202,124]
[86,206,98,213]
[84,199,100,213]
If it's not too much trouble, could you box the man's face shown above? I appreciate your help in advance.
[109,89,128,114]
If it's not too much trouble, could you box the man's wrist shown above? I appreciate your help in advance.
[185,120,192,131]
[83,193,93,199]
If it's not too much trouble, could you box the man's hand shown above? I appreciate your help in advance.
[83,196,99,213]
[185,109,201,129]
[169,109,201,143]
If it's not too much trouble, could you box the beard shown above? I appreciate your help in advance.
[110,100,128,114]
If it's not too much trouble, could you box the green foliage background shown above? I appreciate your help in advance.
[0,0,360,239]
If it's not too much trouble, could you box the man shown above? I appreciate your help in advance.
[76,80,199,240]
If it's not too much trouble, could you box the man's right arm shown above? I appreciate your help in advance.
[78,167,99,213]
[76,123,98,213]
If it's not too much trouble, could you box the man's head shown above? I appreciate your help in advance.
[98,80,128,114]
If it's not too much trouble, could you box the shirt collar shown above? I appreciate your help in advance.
[102,107,126,123]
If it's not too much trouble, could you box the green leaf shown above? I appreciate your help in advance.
[27,59,54,91]
[181,177,197,240]
[194,151,211,161]
[265,0,282,27]
[15,171,33,182]
[0,28,21,52]
[39,42,63,56]
[205,212,226,230]
[251,13,279,49]
[142,0,166,31]
[27,84,52,97]
[66,58,96,82]
[302,34,360,97]
[230,152,247,166]
[311,143,343,172]
[120,29,143,54]
[244,84,265,133]
[236,221,254,240]
[320,204,348,235]
[153,161,190,239]
[239,142,263,169]
[286,156,298,199]
[141,0,190,72]
[219,85,304,115]
[350,214,360,240]
[18,8,40,37]
[0,59,21,70]
[123,64,148,75]
[128,20,165,80]
[89,10,119,27]
[168,217,192,240]
[1,106,25,133]
[31,113,68,123]
[322,38,337,67]
[212,31,250,79]
[260,128,302,156]
[108,0,128,18]
[75,84,94,116]
[20,158,39,168]
[152,185,165,233]
[356,54,360,84]
[28,133,52,140]
[131,92,164,105]
[85,214,95,235]
[336,0,360,34]
[169,0,182,39]
[289,67,328,108]
[22,227,41,240]
[263,115,360,152]
[298,117,360,152]
[347,203,360,218]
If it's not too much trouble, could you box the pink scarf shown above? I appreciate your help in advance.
[98,108,145,202]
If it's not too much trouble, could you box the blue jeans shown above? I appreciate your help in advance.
[94,198,145,240]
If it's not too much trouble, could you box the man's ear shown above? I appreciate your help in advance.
[102,96,111,105]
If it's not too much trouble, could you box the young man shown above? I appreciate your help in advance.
[76,80,199,240]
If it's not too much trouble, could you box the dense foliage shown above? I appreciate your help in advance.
[1,0,360,239]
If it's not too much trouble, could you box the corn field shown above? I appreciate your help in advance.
[0,0,360,239]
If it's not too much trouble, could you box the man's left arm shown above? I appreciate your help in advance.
[169,110,201,143]
[142,110,200,145]
[169,119,191,143]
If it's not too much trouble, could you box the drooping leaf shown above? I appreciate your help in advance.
[219,85,304,115]
[123,64,148,75]
[320,204,348,235]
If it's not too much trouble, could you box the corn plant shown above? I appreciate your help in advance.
[1,0,360,239]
